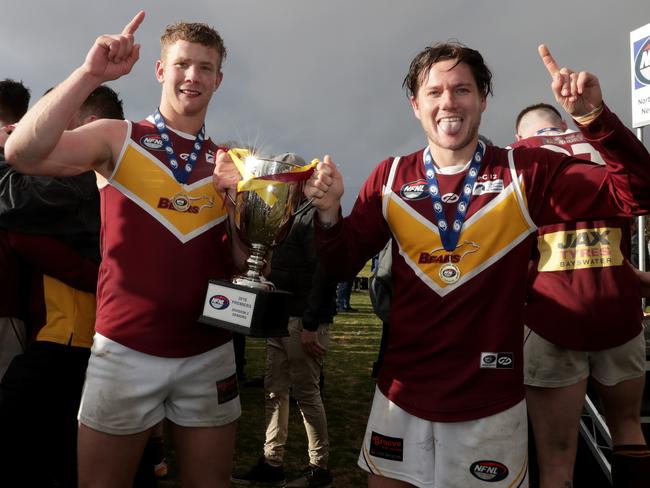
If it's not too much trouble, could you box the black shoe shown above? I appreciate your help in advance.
[286,464,333,488]
[231,458,287,486]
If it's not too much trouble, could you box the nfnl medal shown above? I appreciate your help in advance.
[439,262,461,284]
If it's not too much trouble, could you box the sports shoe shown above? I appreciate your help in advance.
[286,464,333,488]
[231,458,287,486]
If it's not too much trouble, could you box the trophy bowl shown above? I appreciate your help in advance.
[230,154,307,290]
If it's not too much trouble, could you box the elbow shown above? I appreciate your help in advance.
[4,139,23,167]
[4,138,35,173]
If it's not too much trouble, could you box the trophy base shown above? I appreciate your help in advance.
[232,275,274,290]
[199,280,290,337]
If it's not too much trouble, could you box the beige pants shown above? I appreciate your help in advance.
[263,318,330,468]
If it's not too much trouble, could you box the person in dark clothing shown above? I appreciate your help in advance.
[232,153,336,488]
[368,241,391,378]
[0,85,128,488]
[0,78,31,378]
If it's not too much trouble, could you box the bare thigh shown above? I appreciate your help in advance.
[77,423,152,488]
[171,420,237,488]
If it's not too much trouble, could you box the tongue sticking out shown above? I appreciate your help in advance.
[439,118,462,135]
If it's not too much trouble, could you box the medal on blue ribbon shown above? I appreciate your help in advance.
[153,108,205,185]
[423,141,485,283]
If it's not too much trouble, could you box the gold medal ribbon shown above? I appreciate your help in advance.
[228,148,318,206]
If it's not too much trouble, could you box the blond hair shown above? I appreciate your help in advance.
[160,22,227,67]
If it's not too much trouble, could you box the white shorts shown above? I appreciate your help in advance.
[358,387,528,488]
[78,333,241,435]
[524,329,646,388]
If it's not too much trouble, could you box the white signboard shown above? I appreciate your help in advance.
[631,22,650,128]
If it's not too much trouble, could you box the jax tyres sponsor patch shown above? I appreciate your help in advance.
[480,352,513,369]
[216,373,239,404]
[369,431,403,462]
[469,460,509,482]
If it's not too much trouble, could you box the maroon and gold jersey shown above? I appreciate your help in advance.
[95,118,233,357]
[511,130,641,351]
[316,106,650,421]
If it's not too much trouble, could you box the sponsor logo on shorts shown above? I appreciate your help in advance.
[369,431,403,462]
[400,179,429,200]
[480,352,513,369]
[140,134,164,150]
[216,373,239,403]
[469,460,509,482]
[209,295,230,310]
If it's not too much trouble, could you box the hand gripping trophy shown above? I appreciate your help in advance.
[200,150,315,337]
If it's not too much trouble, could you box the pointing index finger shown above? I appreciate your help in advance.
[538,44,559,77]
[122,10,145,36]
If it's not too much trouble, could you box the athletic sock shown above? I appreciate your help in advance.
[611,444,650,488]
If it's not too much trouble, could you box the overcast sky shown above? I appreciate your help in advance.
[3,0,649,210]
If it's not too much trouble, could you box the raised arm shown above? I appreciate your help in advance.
[539,44,603,121]
[523,44,650,222]
[5,11,145,177]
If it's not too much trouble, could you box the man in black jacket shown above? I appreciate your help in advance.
[0,78,31,379]
[0,85,127,488]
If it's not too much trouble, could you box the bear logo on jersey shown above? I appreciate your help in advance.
[418,241,480,265]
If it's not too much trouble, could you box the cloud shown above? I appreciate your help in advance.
[4,0,649,211]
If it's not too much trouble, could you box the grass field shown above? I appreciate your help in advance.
[159,288,383,487]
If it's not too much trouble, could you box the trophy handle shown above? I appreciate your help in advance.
[226,189,237,206]
[293,198,313,216]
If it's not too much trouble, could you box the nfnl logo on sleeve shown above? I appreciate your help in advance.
[400,179,429,200]
[480,352,513,369]
[140,134,164,150]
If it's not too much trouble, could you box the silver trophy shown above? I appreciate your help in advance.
[200,152,312,336]
[230,153,309,289]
